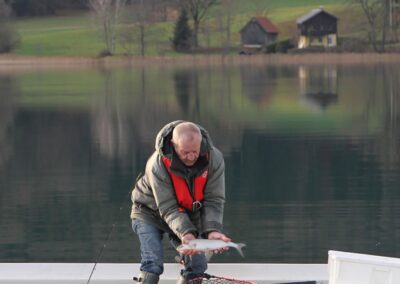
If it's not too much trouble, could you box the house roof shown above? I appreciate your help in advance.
[255,16,279,34]
[240,16,279,34]
[296,8,337,24]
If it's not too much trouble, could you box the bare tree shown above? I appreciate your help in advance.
[178,0,219,47]
[387,0,400,42]
[0,0,18,53]
[352,0,390,51]
[119,0,155,56]
[215,0,233,54]
[249,0,271,17]
[90,0,127,55]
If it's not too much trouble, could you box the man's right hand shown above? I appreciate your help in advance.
[180,233,197,256]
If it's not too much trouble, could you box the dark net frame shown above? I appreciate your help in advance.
[185,273,257,284]
[186,275,319,284]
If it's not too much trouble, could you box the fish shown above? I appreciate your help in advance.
[176,239,246,257]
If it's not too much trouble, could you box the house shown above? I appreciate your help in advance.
[297,8,338,49]
[240,16,279,52]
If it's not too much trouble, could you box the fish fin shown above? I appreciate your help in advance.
[236,243,246,257]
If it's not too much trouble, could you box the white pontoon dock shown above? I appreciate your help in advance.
[4,250,400,284]
[0,263,327,284]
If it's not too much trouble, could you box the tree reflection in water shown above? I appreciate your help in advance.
[1,63,400,263]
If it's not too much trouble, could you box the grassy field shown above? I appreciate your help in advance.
[12,0,355,57]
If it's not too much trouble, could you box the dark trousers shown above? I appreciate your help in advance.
[132,219,207,279]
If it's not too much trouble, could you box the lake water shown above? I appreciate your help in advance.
[1,63,400,264]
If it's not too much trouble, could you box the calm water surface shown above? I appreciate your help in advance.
[0,63,400,264]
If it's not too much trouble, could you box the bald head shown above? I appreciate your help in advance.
[171,122,202,166]
[172,122,201,144]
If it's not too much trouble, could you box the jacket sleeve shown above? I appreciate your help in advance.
[201,147,225,234]
[147,154,198,240]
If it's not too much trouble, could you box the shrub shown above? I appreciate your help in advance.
[338,37,368,53]
[276,39,295,53]
[265,43,276,53]
[97,49,113,58]
[265,39,295,54]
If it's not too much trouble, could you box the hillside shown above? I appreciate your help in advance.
[12,0,356,57]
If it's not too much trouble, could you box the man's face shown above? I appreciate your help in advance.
[173,137,201,167]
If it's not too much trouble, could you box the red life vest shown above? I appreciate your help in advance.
[162,156,208,212]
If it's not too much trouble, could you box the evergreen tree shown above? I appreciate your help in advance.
[172,9,192,51]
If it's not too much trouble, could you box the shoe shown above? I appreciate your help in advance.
[176,275,186,284]
[176,275,203,284]
[133,271,160,284]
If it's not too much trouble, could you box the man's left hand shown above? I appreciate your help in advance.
[208,231,231,254]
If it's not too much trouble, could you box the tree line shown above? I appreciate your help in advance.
[4,0,88,16]
[350,0,400,52]
[89,0,400,54]
[89,0,220,56]
[2,0,183,17]
[0,0,221,55]
[1,0,400,55]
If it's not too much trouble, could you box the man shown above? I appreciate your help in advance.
[131,121,230,284]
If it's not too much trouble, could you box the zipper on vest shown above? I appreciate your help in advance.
[185,176,195,200]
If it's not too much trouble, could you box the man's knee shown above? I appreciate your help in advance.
[141,259,163,275]
[181,253,208,280]
[190,253,207,272]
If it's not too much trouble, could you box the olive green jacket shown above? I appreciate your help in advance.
[130,121,225,240]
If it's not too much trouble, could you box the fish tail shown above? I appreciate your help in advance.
[235,243,246,257]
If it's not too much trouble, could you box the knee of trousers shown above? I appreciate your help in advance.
[141,260,164,276]
[189,254,208,273]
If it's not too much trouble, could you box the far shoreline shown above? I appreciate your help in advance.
[1,53,400,71]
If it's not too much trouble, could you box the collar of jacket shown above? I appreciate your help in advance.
[169,148,209,179]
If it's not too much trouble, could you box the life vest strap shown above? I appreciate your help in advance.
[161,156,208,212]
[192,201,202,211]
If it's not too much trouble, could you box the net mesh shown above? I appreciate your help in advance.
[185,275,256,284]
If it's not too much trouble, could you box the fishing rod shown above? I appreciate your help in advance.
[86,173,142,284]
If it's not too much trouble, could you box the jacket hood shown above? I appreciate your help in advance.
[155,120,214,156]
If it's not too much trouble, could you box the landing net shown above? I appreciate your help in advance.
[185,274,257,284]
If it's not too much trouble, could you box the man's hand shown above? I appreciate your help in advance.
[181,232,196,243]
[180,233,197,256]
[208,231,231,242]
[208,231,231,254]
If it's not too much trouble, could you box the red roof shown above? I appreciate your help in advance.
[254,16,279,34]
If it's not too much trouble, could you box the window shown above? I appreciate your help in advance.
[327,35,335,46]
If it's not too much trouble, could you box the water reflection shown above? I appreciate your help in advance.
[239,65,279,107]
[376,65,400,164]
[0,75,17,169]
[173,68,202,117]
[0,64,400,263]
[92,69,131,162]
[299,65,338,112]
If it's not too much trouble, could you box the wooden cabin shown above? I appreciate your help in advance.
[297,8,338,49]
[240,17,279,52]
